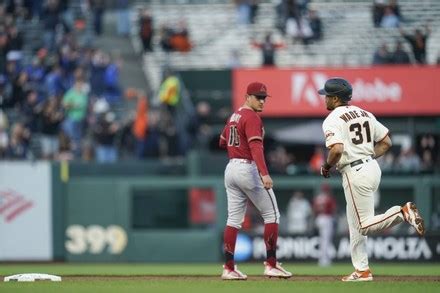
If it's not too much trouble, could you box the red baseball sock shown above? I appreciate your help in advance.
[223,225,239,271]
[264,223,278,267]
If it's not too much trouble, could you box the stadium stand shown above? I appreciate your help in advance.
[131,0,440,91]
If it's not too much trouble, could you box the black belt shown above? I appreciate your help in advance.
[350,156,374,168]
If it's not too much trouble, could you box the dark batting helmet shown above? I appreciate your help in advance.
[318,78,352,101]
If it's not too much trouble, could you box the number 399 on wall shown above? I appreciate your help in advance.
[65,225,128,255]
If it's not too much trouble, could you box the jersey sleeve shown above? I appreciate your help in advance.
[322,117,343,148]
[372,115,389,142]
[219,125,227,149]
[244,114,263,142]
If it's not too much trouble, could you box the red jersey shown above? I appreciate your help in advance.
[313,193,337,216]
[220,107,264,160]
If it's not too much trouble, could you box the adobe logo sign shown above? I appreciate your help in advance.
[290,72,403,107]
[291,72,328,107]
[352,79,402,102]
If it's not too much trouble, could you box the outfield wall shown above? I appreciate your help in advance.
[1,161,439,262]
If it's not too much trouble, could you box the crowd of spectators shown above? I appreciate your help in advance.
[261,134,439,176]
[0,0,127,162]
[275,0,322,45]
[2,1,438,169]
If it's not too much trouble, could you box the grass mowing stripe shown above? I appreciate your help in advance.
[1,263,439,276]
[0,281,439,293]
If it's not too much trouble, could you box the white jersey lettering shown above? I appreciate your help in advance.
[322,105,388,169]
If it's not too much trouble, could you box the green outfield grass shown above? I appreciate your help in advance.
[0,263,439,293]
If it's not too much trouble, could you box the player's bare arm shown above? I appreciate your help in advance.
[373,135,392,159]
[321,143,344,178]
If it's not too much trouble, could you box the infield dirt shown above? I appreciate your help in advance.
[61,275,440,282]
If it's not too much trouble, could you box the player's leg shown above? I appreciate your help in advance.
[240,165,291,278]
[342,192,372,282]
[316,215,333,267]
[343,192,370,271]
[222,163,248,279]
[344,161,404,235]
[223,190,247,271]
[240,170,279,265]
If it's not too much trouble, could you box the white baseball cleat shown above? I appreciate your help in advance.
[263,261,292,278]
[341,269,373,282]
[221,265,247,280]
[402,202,425,236]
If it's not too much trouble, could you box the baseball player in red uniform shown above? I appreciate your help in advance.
[219,82,292,280]
[312,184,337,267]
[318,77,425,282]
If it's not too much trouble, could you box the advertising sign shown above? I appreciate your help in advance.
[235,233,439,262]
[233,67,440,117]
[0,162,52,260]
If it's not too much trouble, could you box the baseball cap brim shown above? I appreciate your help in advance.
[318,88,328,95]
[253,93,271,98]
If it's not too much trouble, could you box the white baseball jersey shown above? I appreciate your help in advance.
[322,105,388,169]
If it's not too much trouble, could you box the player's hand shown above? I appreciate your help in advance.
[320,163,332,178]
[261,175,273,189]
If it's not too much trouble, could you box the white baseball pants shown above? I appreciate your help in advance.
[224,160,280,229]
[341,159,404,271]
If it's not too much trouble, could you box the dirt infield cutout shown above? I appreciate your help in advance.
[60,275,440,282]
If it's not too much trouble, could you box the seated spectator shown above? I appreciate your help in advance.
[169,19,192,53]
[11,71,30,109]
[391,40,411,64]
[308,8,322,41]
[267,145,296,174]
[372,0,386,27]
[21,89,41,132]
[41,0,63,52]
[0,31,9,73]
[39,96,64,160]
[189,101,213,149]
[380,6,399,28]
[395,147,421,173]
[6,24,23,52]
[56,131,74,161]
[378,152,395,172]
[139,8,153,52]
[286,15,313,45]
[92,111,119,163]
[372,43,392,65]
[388,0,402,20]
[103,53,122,104]
[0,73,14,109]
[308,145,325,174]
[235,0,251,25]
[159,24,174,52]
[6,122,30,159]
[418,134,437,172]
[0,110,8,158]
[399,24,431,64]
[226,49,241,68]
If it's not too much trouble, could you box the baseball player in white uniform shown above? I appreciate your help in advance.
[318,77,425,282]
